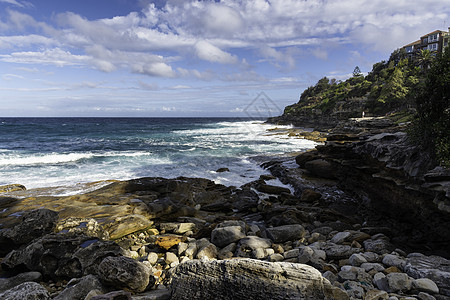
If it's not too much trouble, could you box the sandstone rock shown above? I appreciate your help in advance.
[0,282,50,300]
[266,224,305,243]
[147,252,159,265]
[0,184,26,193]
[268,253,284,262]
[56,218,109,240]
[170,259,334,299]
[98,256,153,293]
[54,275,106,300]
[365,289,389,300]
[417,292,437,300]
[218,243,237,260]
[165,252,179,265]
[211,225,246,248]
[155,235,185,250]
[413,278,440,294]
[159,223,196,235]
[0,271,42,293]
[107,214,153,240]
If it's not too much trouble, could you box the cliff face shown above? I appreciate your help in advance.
[293,128,450,257]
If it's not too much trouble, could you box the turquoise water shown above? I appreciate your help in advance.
[0,118,316,194]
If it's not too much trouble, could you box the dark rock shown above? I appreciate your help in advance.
[211,225,246,248]
[0,282,50,300]
[256,183,291,195]
[170,259,334,300]
[0,209,59,256]
[54,274,106,300]
[304,159,337,179]
[0,271,42,293]
[295,150,320,168]
[91,290,131,300]
[300,189,322,203]
[216,168,230,173]
[266,224,305,243]
[1,233,124,279]
[98,256,153,293]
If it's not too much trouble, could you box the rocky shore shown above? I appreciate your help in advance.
[1,117,449,300]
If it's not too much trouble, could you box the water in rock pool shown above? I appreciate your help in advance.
[0,117,317,195]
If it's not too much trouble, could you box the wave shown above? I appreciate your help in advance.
[0,151,153,167]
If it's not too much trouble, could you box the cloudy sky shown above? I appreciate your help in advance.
[0,0,449,117]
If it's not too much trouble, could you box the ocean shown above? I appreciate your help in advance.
[0,118,317,195]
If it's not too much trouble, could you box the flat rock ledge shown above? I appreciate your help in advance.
[170,258,333,300]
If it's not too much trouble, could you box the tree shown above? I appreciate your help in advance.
[417,50,433,70]
[378,62,409,107]
[353,66,362,77]
[411,48,450,167]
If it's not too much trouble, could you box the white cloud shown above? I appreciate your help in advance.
[0,48,88,66]
[194,40,238,64]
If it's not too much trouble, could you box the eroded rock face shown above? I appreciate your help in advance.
[170,259,333,300]
[405,255,450,296]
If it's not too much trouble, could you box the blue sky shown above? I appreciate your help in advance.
[0,0,449,117]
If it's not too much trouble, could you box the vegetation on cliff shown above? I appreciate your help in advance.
[278,48,449,167]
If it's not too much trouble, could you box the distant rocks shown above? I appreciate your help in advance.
[0,184,26,193]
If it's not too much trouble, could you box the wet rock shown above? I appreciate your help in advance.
[54,275,106,300]
[266,224,305,243]
[56,218,109,240]
[0,271,42,293]
[0,282,50,300]
[170,259,334,299]
[216,168,230,173]
[98,256,153,293]
[0,184,26,193]
[300,189,322,203]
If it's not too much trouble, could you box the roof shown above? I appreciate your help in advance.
[403,40,421,48]
[421,30,446,38]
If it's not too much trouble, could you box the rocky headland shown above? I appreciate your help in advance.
[0,117,449,300]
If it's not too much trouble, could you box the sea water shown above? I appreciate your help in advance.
[0,118,317,195]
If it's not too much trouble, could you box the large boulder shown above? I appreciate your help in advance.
[1,233,125,279]
[170,259,334,300]
[54,275,106,300]
[97,256,153,293]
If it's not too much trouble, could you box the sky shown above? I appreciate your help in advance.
[0,0,449,117]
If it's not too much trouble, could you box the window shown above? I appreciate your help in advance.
[428,34,438,43]
[428,43,438,51]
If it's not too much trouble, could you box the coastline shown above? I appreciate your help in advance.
[1,118,450,299]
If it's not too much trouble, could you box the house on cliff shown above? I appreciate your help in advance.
[403,28,450,61]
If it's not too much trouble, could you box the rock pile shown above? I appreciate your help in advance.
[1,169,449,299]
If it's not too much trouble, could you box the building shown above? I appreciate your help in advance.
[402,28,450,61]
